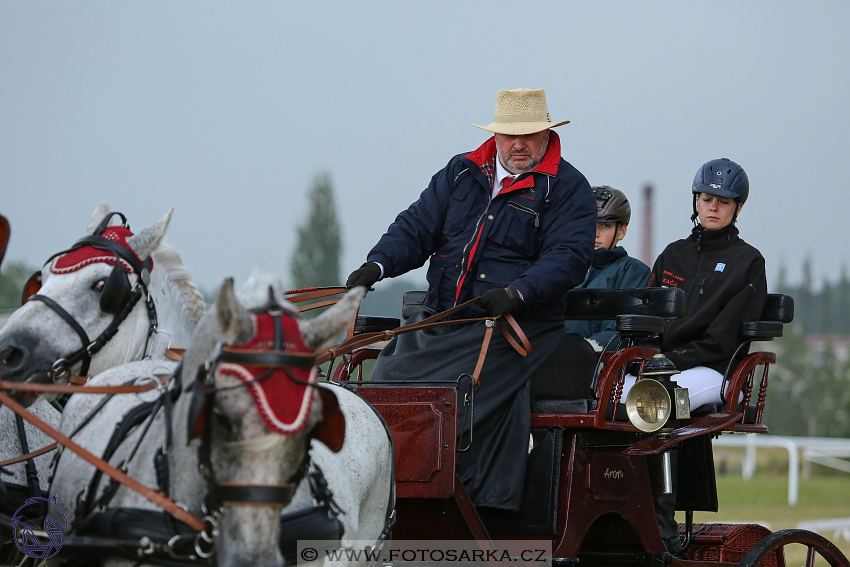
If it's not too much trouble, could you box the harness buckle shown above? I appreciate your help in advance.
[138,536,155,556]
[51,359,69,380]
[194,515,219,559]
[166,534,198,561]
[86,341,99,357]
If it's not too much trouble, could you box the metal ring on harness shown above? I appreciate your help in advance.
[133,375,163,403]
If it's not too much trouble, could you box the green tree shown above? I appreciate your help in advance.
[839,264,850,336]
[290,172,342,289]
[799,257,814,334]
[0,261,38,310]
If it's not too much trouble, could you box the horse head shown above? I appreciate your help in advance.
[0,203,198,405]
[181,275,364,567]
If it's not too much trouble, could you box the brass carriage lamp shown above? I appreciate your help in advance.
[626,353,689,495]
[626,353,689,433]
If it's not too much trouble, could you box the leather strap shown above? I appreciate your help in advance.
[499,314,532,357]
[219,348,317,369]
[286,287,349,304]
[165,348,185,361]
[297,298,344,312]
[29,294,91,349]
[318,297,533,383]
[0,374,169,395]
[217,482,298,507]
[0,442,58,467]
[69,375,88,385]
[471,322,495,387]
[0,390,205,532]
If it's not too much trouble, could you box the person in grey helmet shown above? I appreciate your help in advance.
[564,186,651,350]
[622,158,768,556]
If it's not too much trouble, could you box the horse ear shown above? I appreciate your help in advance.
[86,203,112,235]
[216,277,254,345]
[311,387,345,452]
[298,287,365,349]
[126,207,173,260]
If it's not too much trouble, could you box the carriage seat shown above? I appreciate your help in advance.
[690,293,794,418]
[353,315,400,334]
[530,289,684,414]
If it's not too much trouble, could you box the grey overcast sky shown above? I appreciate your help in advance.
[1,1,848,293]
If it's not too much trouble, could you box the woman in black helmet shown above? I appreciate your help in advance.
[564,186,651,349]
[624,158,768,410]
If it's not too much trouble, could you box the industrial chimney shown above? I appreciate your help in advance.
[641,184,654,267]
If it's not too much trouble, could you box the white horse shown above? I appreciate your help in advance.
[50,276,393,567]
[0,203,204,492]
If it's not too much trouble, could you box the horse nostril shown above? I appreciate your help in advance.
[0,345,24,368]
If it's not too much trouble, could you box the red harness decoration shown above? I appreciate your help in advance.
[49,226,147,275]
[219,308,317,435]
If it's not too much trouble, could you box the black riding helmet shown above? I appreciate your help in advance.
[593,186,631,250]
[691,158,749,223]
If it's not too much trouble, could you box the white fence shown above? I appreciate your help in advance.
[713,434,850,506]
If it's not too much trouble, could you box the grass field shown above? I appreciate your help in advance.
[685,455,850,565]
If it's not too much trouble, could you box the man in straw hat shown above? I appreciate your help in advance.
[347,88,595,511]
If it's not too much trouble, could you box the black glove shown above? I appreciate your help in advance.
[346,262,381,289]
[479,285,524,317]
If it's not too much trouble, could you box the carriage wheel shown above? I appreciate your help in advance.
[738,529,849,567]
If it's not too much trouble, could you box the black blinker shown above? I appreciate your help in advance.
[100,261,131,314]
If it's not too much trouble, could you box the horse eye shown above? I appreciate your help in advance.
[92,279,106,292]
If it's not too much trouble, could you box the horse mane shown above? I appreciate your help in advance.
[151,244,205,330]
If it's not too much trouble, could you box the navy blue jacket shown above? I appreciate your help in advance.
[368,131,596,322]
[564,246,651,345]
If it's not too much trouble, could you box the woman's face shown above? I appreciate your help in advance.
[696,193,744,230]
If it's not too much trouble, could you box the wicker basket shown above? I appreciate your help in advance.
[679,523,774,566]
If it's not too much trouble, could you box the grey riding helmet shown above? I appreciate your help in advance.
[593,186,631,225]
[691,158,749,222]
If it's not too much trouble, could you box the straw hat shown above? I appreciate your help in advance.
[474,88,570,136]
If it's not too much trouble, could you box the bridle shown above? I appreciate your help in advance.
[188,292,320,526]
[30,212,157,380]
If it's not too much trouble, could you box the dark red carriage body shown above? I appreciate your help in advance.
[332,289,847,567]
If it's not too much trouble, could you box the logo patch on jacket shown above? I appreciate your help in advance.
[715,263,726,272]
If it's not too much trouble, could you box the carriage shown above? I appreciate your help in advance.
[0,208,847,567]
[321,285,850,567]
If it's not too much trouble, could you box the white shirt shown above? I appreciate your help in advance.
[493,157,516,200]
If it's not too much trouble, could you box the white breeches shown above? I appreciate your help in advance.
[621,366,735,410]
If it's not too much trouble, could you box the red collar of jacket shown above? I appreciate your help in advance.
[464,129,562,176]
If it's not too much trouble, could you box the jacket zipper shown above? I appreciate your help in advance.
[507,202,540,227]
[453,204,491,307]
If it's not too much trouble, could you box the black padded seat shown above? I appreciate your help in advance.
[760,294,794,323]
[354,315,400,334]
[616,314,665,337]
[531,398,592,414]
[401,290,427,321]
[742,321,783,339]
[564,287,685,320]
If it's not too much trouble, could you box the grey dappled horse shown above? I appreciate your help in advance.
[0,203,204,491]
[51,276,393,567]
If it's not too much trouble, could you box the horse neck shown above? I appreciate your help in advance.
[146,245,205,354]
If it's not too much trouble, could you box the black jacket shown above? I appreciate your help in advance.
[648,224,767,374]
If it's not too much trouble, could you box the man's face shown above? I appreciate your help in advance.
[495,130,550,175]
